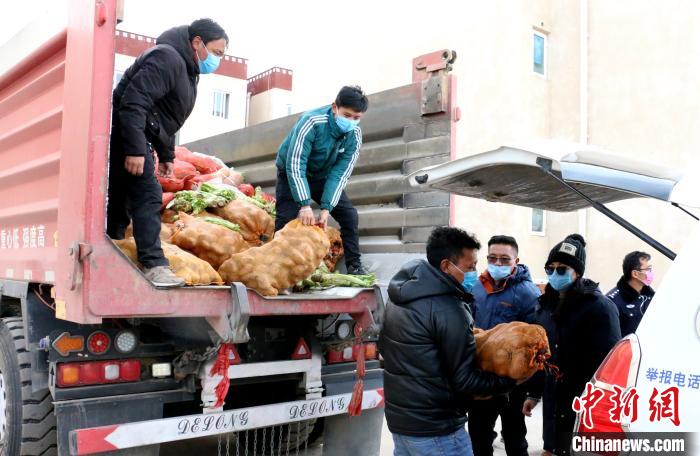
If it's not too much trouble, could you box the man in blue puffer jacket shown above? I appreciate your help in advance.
[468,235,541,456]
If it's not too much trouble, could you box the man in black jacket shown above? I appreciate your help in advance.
[380,227,515,456]
[522,234,621,456]
[107,19,228,287]
[607,251,655,336]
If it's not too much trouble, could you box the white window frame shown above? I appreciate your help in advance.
[529,208,546,236]
[212,90,231,119]
[533,30,548,78]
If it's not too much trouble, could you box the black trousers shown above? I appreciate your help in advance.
[468,388,529,456]
[106,124,167,269]
[275,169,361,268]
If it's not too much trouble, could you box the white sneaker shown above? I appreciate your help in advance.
[144,266,185,287]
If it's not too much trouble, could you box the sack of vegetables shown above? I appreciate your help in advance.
[169,212,249,269]
[473,321,551,383]
[114,238,223,286]
[212,199,275,247]
[218,220,330,296]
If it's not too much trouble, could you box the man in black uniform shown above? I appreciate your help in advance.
[107,19,228,286]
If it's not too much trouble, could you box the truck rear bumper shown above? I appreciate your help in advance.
[69,388,385,455]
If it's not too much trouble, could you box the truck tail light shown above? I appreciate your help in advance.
[103,362,120,381]
[87,331,111,355]
[57,363,81,387]
[119,360,141,381]
[52,332,84,357]
[575,336,640,436]
[326,342,378,364]
[56,360,142,387]
[78,362,102,384]
[364,343,378,360]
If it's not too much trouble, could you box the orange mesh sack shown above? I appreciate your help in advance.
[474,322,551,383]
[125,223,174,241]
[323,227,344,272]
[218,220,330,296]
[169,212,249,269]
[114,238,223,285]
[211,199,275,246]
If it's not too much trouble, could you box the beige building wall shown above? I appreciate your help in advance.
[579,0,700,290]
[247,88,294,126]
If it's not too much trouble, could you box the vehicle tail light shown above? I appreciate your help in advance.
[57,363,81,387]
[103,362,120,381]
[87,331,111,355]
[52,332,84,357]
[575,336,640,436]
[364,343,378,360]
[56,360,142,388]
[595,338,634,386]
[78,362,102,384]
[119,360,141,381]
[326,342,378,364]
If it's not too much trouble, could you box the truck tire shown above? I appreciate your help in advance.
[0,317,57,456]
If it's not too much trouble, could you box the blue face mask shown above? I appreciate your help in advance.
[198,44,221,74]
[487,264,513,281]
[451,262,479,293]
[548,268,575,291]
[335,112,360,133]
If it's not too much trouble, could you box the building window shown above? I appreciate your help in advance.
[533,32,547,76]
[113,71,124,89]
[530,208,546,235]
[212,91,230,119]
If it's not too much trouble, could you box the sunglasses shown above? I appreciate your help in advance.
[544,265,571,276]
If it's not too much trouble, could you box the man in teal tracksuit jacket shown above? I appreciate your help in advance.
[275,86,369,274]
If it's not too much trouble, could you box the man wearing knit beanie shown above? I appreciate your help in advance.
[522,234,620,455]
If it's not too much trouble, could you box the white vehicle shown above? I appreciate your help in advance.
[409,140,699,444]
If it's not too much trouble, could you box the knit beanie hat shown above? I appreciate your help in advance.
[545,234,587,275]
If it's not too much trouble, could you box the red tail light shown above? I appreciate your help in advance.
[595,339,634,386]
[87,331,111,355]
[119,360,141,381]
[57,360,142,387]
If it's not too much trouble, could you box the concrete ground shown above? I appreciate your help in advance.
[162,406,544,455]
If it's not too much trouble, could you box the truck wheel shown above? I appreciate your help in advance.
[0,318,57,456]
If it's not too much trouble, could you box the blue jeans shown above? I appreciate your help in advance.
[392,427,473,456]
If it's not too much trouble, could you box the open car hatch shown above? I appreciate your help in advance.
[408,140,697,212]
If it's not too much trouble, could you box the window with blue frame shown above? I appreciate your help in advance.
[533,32,546,76]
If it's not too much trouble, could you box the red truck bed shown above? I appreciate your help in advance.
[0,0,378,336]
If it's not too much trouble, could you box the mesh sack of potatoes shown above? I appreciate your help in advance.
[125,223,175,241]
[474,321,551,383]
[169,212,249,269]
[211,199,275,246]
[323,226,344,272]
[218,220,330,296]
[114,238,222,286]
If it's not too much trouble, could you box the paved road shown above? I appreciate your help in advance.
[162,407,545,456]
